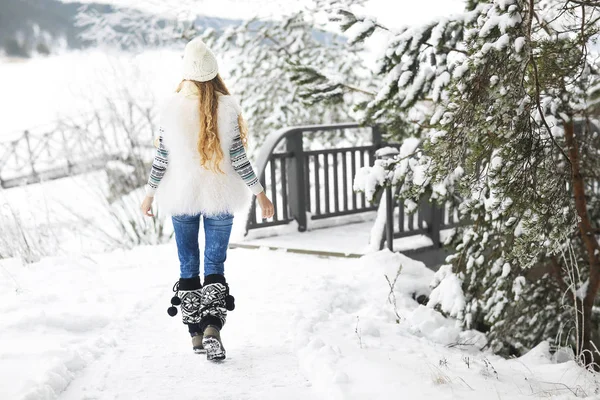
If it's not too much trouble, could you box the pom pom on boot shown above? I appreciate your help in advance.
[167,277,202,324]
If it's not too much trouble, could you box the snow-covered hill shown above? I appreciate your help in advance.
[1,246,597,399]
[0,0,241,57]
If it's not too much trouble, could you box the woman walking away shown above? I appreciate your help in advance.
[140,38,274,361]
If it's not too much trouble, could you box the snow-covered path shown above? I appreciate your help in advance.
[1,245,345,400]
[58,261,314,400]
[3,244,600,400]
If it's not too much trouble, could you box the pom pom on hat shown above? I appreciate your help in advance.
[182,37,219,82]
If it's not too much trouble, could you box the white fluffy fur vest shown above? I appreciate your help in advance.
[155,92,250,216]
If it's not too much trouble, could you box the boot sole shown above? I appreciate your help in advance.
[193,347,206,354]
[203,337,226,361]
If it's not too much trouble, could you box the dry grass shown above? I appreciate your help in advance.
[384,265,403,323]
[429,364,452,385]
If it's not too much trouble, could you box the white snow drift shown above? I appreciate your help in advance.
[1,245,598,400]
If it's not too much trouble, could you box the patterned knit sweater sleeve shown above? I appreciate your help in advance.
[227,96,264,196]
[229,129,264,196]
[145,127,168,197]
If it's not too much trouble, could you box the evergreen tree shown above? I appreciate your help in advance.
[77,0,374,150]
[199,1,375,149]
[322,0,600,365]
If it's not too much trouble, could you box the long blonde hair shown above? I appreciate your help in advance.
[176,74,248,174]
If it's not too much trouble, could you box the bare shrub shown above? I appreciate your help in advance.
[0,198,58,263]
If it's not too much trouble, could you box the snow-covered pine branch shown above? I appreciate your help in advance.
[201,5,374,148]
[321,0,600,364]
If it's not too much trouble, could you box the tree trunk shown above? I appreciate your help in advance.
[564,120,600,367]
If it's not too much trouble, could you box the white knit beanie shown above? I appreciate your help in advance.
[182,38,218,82]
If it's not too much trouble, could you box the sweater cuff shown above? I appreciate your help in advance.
[145,184,157,197]
[251,182,264,196]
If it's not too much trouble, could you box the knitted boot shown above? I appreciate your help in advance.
[167,277,203,352]
[198,274,234,361]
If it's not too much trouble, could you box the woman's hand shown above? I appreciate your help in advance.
[256,192,274,219]
[140,196,154,217]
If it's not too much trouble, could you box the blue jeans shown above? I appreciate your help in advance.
[172,213,234,279]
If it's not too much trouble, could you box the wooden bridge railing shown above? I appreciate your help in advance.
[381,184,461,251]
[0,108,155,189]
[376,148,462,252]
[246,124,461,253]
[246,123,382,232]
[245,123,457,248]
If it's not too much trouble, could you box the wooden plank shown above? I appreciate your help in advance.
[314,154,321,215]
[360,150,366,208]
[324,153,330,214]
[342,151,348,212]
[304,145,374,156]
[280,157,289,220]
[351,150,357,210]
[229,242,363,259]
[304,155,311,210]
[310,206,378,220]
[333,152,340,212]
[270,159,278,221]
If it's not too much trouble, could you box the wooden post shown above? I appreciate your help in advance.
[429,203,442,247]
[60,129,73,174]
[420,199,441,247]
[375,146,399,252]
[372,125,383,149]
[24,130,38,179]
[286,132,307,232]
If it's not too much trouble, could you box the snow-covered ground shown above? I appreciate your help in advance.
[238,216,439,256]
[1,3,598,398]
[2,245,598,399]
